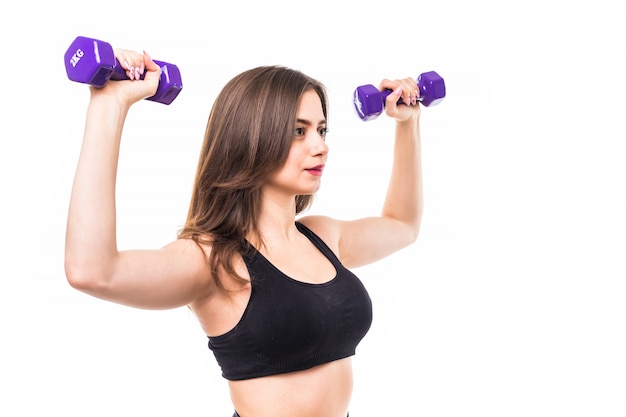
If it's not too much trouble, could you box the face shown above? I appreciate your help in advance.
[265,90,329,198]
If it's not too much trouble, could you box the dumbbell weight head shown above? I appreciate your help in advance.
[353,71,446,121]
[64,36,183,105]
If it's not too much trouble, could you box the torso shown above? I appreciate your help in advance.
[190,222,367,417]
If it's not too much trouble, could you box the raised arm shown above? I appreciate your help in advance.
[301,78,423,268]
[380,80,423,243]
[64,49,212,309]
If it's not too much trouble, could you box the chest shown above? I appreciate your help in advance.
[255,237,338,285]
[238,254,373,352]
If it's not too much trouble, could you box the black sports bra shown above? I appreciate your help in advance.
[208,222,373,381]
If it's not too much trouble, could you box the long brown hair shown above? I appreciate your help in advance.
[178,66,328,288]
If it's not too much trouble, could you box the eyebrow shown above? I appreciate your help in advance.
[296,118,327,126]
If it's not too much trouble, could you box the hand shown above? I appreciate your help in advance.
[89,49,161,107]
[379,77,421,122]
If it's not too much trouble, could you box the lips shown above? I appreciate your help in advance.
[305,164,325,176]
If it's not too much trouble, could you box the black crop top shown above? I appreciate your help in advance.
[208,222,373,381]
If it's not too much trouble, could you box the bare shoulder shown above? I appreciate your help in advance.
[159,237,214,293]
[297,215,341,253]
[162,235,210,261]
[298,215,416,269]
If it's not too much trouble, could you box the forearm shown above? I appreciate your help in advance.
[65,94,130,282]
[381,115,423,239]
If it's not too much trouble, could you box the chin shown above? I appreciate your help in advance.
[296,184,321,196]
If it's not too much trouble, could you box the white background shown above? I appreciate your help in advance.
[1,0,625,416]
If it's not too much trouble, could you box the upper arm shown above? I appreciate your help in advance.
[66,238,214,310]
[298,215,418,269]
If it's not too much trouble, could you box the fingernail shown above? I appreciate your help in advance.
[135,68,141,80]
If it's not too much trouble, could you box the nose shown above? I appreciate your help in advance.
[311,132,329,156]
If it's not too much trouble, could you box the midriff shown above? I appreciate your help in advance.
[228,357,353,417]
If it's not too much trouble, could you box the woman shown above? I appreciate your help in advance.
[65,48,423,417]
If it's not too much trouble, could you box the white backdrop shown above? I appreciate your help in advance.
[1,0,625,416]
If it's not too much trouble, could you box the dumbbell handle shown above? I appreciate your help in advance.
[378,87,426,105]
[109,59,142,81]
[107,58,167,82]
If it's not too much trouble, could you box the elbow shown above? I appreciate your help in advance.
[413,204,424,241]
[391,217,421,249]
[406,212,423,244]
[406,223,421,245]
[64,256,110,293]
[64,262,96,292]
[384,203,423,246]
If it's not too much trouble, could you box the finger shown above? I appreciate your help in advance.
[408,77,420,104]
[386,85,403,110]
[412,76,421,99]
[115,49,145,80]
[378,78,398,93]
[389,79,409,106]
[400,78,417,105]
[142,50,160,74]
[405,87,412,106]
[116,49,133,79]
[409,86,418,105]
[129,51,144,80]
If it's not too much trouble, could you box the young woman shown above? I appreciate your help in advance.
[65,48,423,417]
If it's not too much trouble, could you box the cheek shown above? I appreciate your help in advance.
[273,154,300,181]
[283,145,305,168]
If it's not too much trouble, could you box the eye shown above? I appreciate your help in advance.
[294,127,305,137]
[318,127,328,138]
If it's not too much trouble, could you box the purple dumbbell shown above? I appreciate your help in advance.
[64,36,183,105]
[353,71,446,121]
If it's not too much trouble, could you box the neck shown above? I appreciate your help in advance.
[248,189,300,248]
